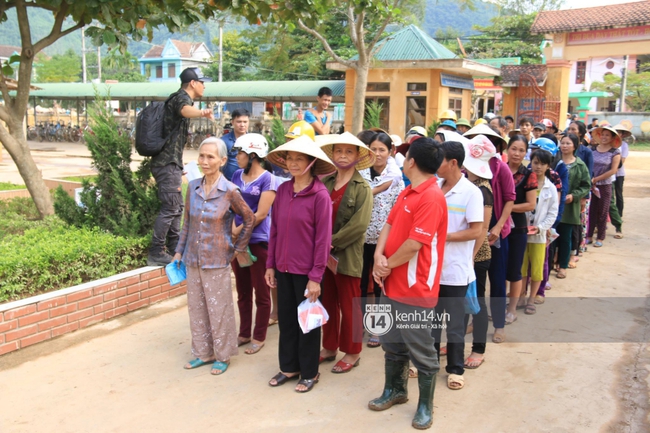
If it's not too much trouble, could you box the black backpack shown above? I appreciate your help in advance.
[135,97,175,157]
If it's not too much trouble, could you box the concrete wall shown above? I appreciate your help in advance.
[586,112,650,137]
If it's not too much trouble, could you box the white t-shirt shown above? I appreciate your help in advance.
[438,176,484,286]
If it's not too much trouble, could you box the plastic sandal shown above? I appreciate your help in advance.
[269,372,299,387]
[367,336,381,348]
[614,232,623,239]
[244,342,265,355]
[447,374,464,390]
[295,373,320,393]
[594,241,603,248]
[524,304,536,315]
[210,361,229,375]
[184,358,214,370]
[332,358,360,374]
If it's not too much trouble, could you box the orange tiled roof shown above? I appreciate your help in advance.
[531,1,650,34]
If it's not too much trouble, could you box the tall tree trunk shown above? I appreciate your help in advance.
[0,117,54,218]
[351,62,369,134]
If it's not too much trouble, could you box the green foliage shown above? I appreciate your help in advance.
[466,13,544,64]
[265,111,286,151]
[427,120,441,138]
[591,67,650,112]
[0,182,25,191]
[53,93,159,237]
[364,100,384,129]
[203,30,260,81]
[0,222,147,302]
[35,49,82,82]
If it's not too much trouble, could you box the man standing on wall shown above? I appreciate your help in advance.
[304,87,333,135]
[148,67,214,266]
[221,109,250,181]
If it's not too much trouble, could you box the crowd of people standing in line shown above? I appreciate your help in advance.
[150,71,632,430]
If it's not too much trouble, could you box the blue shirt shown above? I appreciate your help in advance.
[220,130,243,181]
[303,110,331,134]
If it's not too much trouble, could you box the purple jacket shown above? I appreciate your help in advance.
[489,157,516,238]
[267,177,332,282]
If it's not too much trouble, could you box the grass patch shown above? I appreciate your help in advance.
[0,182,26,191]
[631,141,650,151]
[59,175,97,183]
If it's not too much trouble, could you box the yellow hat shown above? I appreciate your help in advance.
[285,120,315,141]
[439,109,458,122]
[474,118,487,126]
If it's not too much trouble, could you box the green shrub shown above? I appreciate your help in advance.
[0,223,147,302]
[264,109,286,151]
[364,100,384,130]
[54,92,160,238]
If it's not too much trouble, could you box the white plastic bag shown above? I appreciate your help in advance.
[297,298,329,334]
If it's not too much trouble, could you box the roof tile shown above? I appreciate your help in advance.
[498,65,548,86]
[353,24,457,61]
[531,1,650,34]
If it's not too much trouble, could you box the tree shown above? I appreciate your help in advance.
[35,49,82,82]
[203,30,259,81]
[0,0,253,218]
[465,13,544,64]
[495,0,564,15]
[591,67,650,112]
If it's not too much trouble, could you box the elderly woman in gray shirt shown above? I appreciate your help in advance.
[173,137,254,376]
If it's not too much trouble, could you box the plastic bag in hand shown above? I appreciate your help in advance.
[297,298,329,334]
[165,260,187,286]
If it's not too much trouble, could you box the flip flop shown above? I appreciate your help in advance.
[268,318,278,326]
[244,342,265,355]
[464,356,485,369]
[210,360,230,375]
[295,373,320,393]
[556,269,567,279]
[594,241,603,248]
[367,336,381,348]
[332,358,360,374]
[568,262,578,269]
[184,357,214,370]
[439,346,447,356]
[409,367,418,379]
[269,372,299,387]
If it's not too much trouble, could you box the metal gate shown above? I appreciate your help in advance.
[517,73,561,125]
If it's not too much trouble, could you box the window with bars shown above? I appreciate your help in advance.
[576,61,586,84]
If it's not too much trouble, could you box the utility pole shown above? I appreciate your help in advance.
[97,46,102,82]
[619,54,629,112]
[218,20,223,82]
[81,26,87,83]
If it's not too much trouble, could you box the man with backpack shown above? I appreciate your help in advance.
[148,67,214,266]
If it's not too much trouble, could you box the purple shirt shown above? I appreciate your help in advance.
[592,147,620,185]
[231,169,278,244]
[267,177,332,282]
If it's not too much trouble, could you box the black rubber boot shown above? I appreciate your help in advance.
[368,359,409,411]
[412,372,436,429]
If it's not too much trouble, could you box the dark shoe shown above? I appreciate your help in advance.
[412,372,437,430]
[147,251,173,266]
[295,373,320,393]
[368,360,409,411]
[268,372,299,387]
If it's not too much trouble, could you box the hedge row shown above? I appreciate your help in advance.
[0,198,148,303]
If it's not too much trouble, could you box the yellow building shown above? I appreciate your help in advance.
[531,1,650,122]
[327,25,500,136]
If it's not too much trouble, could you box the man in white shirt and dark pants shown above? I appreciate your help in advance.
[431,140,484,391]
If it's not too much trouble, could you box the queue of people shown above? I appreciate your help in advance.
[163,75,629,429]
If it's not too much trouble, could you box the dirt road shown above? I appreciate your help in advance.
[0,151,648,433]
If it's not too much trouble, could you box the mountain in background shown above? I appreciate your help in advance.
[0,0,499,58]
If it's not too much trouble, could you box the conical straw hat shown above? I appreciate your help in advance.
[317,131,376,170]
[266,135,335,175]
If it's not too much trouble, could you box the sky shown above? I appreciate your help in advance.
[562,0,645,8]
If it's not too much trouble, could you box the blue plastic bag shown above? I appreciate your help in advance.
[165,260,187,286]
[464,280,480,315]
